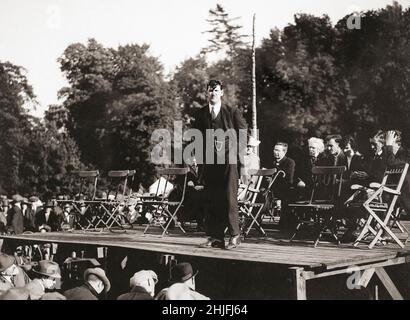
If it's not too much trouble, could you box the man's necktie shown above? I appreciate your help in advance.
[211,107,216,120]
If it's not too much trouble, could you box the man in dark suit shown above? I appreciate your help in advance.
[318,134,348,169]
[384,130,410,215]
[6,195,24,234]
[272,143,296,229]
[35,199,62,232]
[295,137,325,199]
[194,80,247,250]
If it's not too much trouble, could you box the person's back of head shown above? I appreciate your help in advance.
[84,267,110,295]
[129,270,158,297]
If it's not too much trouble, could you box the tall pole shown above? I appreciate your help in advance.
[251,13,258,155]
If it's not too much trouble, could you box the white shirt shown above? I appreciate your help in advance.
[209,102,221,118]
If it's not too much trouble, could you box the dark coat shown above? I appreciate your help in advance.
[193,104,247,239]
[384,146,410,214]
[117,286,153,300]
[23,207,36,232]
[64,283,99,300]
[35,209,62,232]
[6,205,24,234]
[273,156,296,200]
[346,154,367,185]
[317,151,348,168]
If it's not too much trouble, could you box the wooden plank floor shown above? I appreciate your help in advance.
[2,222,410,271]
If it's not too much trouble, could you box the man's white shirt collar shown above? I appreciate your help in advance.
[209,102,221,117]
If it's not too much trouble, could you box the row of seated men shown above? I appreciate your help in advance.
[0,251,209,300]
[270,130,410,230]
[0,193,142,235]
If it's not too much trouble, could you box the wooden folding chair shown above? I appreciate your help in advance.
[77,170,99,200]
[71,171,100,230]
[353,163,409,249]
[142,168,189,236]
[289,166,346,247]
[94,170,136,230]
[238,169,277,237]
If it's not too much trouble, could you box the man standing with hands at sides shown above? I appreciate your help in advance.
[193,80,247,250]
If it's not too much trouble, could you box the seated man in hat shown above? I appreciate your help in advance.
[60,203,75,231]
[117,270,158,300]
[24,260,61,300]
[0,253,31,292]
[6,194,25,234]
[63,267,111,300]
[155,262,209,300]
[238,136,261,201]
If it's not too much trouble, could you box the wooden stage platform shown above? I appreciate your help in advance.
[1,223,410,300]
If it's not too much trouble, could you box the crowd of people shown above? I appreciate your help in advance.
[0,252,208,300]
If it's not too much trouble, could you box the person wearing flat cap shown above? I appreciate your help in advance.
[0,253,31,292]
[155,262,209,300]
[63,267,111,300]
[24,260,61,300]
[117,270,158,300]
[6,194,24,234]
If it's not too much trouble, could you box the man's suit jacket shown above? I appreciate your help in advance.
[273,156,296,200]
[35,209,62,232]
[317,151,348,167]
[193,105,247,184]
[6,205,24,234]
[384,146,410,214]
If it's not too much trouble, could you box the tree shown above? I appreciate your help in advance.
[335,2,410,145]
[171,56,209,124]
[59,39,181,187]
[202,3,248,57]
[0,61,36,193]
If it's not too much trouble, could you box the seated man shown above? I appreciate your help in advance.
[238,136,261,201]
[272,142,296,230]
[295,137,325,200]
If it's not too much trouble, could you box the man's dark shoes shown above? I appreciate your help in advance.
[226,235,241,250]
[199,238,225,249]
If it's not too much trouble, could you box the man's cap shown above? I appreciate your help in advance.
[170,262,198,283]
[247,136,261,147]
[84,267,111,293]
[12,194,24,203]
[130,270,158,288]
[33,260,61,279]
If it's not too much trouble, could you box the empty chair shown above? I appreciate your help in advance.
[288,166,346,247]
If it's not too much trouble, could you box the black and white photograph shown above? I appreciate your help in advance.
[1,0,410,303]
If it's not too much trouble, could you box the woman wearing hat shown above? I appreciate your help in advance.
[25,260,61,300]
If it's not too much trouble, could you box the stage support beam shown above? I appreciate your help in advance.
[289,267,307,300]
